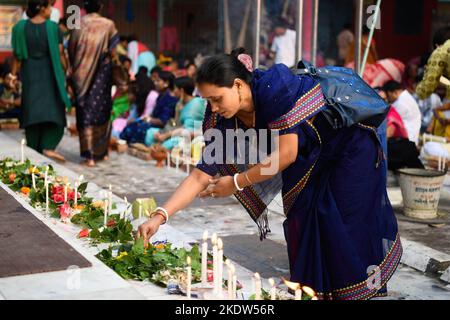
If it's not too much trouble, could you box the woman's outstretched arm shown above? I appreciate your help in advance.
[137,168,212,246]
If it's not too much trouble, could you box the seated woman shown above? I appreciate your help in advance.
[145,76,206,149]
[120,71,177,144]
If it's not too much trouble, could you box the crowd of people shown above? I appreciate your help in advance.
[1,0,206,167]
[0,0,449,173]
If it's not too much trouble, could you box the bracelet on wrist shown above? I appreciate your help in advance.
[149,207,169,225]
[233,173,244,191]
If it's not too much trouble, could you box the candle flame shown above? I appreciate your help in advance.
[225,259,230,266]
[109,184,112,191]
[79,175,84,182]
[302,286,316,298]
[268,278,275,287]
[124,196,128,203]
[254,272,261,280]
[203,230,208,241]
[187,256,191,265]
[217,238,223,250]
[211,233,217,245]
[283,278,301,291]
[21,139,26,145]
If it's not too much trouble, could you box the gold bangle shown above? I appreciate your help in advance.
[244,172,253,186]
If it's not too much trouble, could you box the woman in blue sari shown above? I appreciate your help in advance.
[137,48,402,300]
[120,71,178,145]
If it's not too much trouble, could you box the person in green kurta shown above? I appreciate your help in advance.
[10,0,70,162]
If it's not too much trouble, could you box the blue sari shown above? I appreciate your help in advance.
[120,91,177,144]
[196,64,402,300]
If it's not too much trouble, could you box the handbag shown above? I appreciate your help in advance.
[295,61,389,129]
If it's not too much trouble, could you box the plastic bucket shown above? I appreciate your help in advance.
[397,169,447,220]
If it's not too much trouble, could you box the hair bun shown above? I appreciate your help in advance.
[230,47,246,58]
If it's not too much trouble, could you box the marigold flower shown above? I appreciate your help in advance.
[20,187,30,195]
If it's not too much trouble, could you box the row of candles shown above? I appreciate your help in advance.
[185,230,317,300]
[22,139,314,300]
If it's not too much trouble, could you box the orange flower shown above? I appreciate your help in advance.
[73,204,85,211]
[21,187,30,195]
[8,173,16,183]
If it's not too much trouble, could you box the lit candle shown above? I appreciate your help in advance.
[44,166,49,185]
[217,238,224,298]
[295,284,302,300]
[74,181,79,207]
[254,273,262,300]
[231,274,237,300]
[20,139,25,163]
[269,278,276,300]
[186,256,192,299]
[231,267,237,301]
[226,260,233,300]
[103,199,108,227]
[31,166,36,190]
[122,197,128,220]
[211,233,218,294]
[64,183,68,203]
[45,174,49,216]
[201,230,208,285]
[108,185,113,217]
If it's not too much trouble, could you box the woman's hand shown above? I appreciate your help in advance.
[199,176,236,198]
[136,214,166,247]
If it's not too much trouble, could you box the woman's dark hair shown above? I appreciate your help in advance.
[83,0,102,14]
[433,27,450,48]
[158,71,175,91]
[196,48,253,88]
[150,66,162,75]
[174,77,195,96]
[382,80,402,93]
[26,0,50,19]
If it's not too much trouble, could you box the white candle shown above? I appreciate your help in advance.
[254,273,262,300]
[295,285,302,300]
[201,230,208,285]
[122,197,128,220]
[186,159,190,176]
[230,264,236,300]
[20,139,25,163]
[31,166,36,190]
[186,256,192,299]
[74,181,79,207]
[175,156,180,172]
[44,166,49,185]
[226,260,233,300]
[45,179,49,215]
[64,184,68,203]
[211,233,218,294]
[108,185,112,216]
[217,238,224,297]
[103,199,108,227]
[232,273,237,301]
[269,278,276,300]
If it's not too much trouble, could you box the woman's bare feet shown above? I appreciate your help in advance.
[83,159,96,167]
[43,150,66,163]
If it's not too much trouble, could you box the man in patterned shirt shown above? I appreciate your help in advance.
[416,27,450,103]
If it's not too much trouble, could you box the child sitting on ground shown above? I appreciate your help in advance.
[0,72,21,120]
